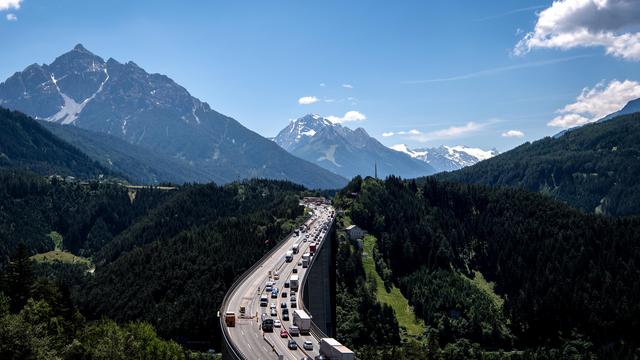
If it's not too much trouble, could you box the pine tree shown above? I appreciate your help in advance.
[5,242,33,312]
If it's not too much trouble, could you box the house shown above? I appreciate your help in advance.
[345,225,365,240]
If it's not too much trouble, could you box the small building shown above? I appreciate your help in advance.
[303,196,326,205]
[345,225,365,240]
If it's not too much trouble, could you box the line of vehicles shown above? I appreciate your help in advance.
[226,202,353,359]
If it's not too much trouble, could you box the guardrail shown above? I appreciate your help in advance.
[218,211,313,360]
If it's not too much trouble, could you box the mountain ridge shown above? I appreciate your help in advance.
[0,107,110,179]
[274,114,436,179]
[436,112,640,216]
[0,45,347,189]
[390,143,498,172]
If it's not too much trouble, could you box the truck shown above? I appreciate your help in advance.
[309,243,317,254]
[292,243,300,254]
[290,274,299,291]
[319,338,355,360]
[285,250,293,263]
[302,252,311,268]
[292,309,311,334]
[224,311,236,327]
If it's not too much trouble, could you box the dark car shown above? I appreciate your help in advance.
[288,340,298,350]
[292,268,298,273]
[282,291,288,298]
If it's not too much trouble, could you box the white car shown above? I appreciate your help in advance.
[274,319,281,328]
[303,340,313,350]
[270,302,276,309]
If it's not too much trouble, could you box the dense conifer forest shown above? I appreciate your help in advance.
[333,176,640,359]
[436,114,640,217]
[0,172,308,356]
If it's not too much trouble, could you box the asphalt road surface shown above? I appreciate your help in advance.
[225,202,334,359]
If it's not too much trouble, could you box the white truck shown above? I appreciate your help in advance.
[319,338,355,360]
[302,252,310,268]
[290,274,299,291]
[292,309,311,334]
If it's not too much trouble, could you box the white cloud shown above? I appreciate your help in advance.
[319,83,326,87]
[385,122,487,143]
[326,110,367,124]
[382,132,395,137]
[5,12,16,21]
[548,79,640,128]
[0,0,21,11]
[501,129,525,138]
[342,84,353,89]
[515,0,640,61]
[298,96,318,105]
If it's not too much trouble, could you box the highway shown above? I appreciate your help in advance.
[222,201,335,359]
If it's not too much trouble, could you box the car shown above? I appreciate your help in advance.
[280,328,289,338]
[283,313,289,321]
[303,340,313,350]
[289,325,300,336]
[291,301,297,308]
[270,302,276,309]
[284,281,290,288]
[270,308,277,316]
[298,261,302,266]
[274,319,281,328]
[291,290,296,296]
[292,268,298,273]
[288,339,298,350]
[281,291,288,298]
[271,291,278,298]
[281,302,287,308]
[290,295,296,302]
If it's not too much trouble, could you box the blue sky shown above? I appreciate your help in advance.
[1,0,639,151]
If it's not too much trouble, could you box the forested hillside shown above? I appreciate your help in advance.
[0,170,170,266]
[0,170,308,354]
[334,176,640,358]
[437,114,640,216]
[76,180,306,346]
[0,108,109,179]
[42,121,212,184]
[0,244,213,359]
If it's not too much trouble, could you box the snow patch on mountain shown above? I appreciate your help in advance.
[391,144,498,172]
[46,69,109,125]
[390,144,427,158]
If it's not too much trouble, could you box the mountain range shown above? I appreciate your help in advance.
[0,44,346,189]
[390,143,498,172]
[273,114,436,179]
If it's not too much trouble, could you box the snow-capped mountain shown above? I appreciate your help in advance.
[390,144,498,172]
[274,114,435,179]
[0,44,347,188]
